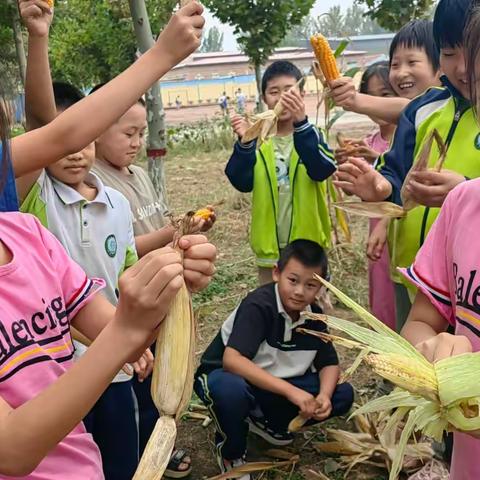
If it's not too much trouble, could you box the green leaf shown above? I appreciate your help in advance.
[333,39,349,58]
[343,67,361,78]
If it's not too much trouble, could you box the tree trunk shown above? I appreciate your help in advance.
[254,62,265,112]
[10,1,26,87]
[128,0,168,207]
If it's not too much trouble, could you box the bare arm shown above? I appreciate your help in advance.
[135,225,176,258]
[223,347,294,397]
[223,347,318,417]
[17,0,57,200]
[21,0,56,130]
[329,77,409,124]
[401,290,448,346]
[0,321,134,476]
[318,365,340,399]
[350,94,409,125]
[11,2,205,177]
[0,246,186,477]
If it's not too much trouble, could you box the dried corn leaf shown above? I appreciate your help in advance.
[334,201,406,219]
[265,449,299,461]
[242,78,304,146]
[207,459,297,480]
[302,469,331,480]
[401,129,447,211]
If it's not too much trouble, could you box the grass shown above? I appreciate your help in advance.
[164,135,390,479]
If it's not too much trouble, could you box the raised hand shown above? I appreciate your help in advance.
[18,0,53,37]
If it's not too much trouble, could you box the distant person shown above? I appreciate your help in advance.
[236,88,246,113]
[226,61,336,285]
[219,91,228,114]
[175,95,182,109]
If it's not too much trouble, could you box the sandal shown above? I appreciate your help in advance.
[164,449,192,479]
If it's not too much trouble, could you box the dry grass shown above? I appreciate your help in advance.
[164,141,388,479]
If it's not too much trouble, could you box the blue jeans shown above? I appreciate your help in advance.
[84,381,138,480]
[194,369,354,460]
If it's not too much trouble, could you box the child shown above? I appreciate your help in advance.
[194,240,354,479]
[226,61,336,285]
[0,2,215,478]
[20,79,144,480]
[334,0,477,329]
[330,19,441,124]
[336,62,397,330]
[90,86,215,478]
[399,10,480,480]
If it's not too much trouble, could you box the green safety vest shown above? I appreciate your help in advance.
[250,140,331,267]
[390,96,480,292]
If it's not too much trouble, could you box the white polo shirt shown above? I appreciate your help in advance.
[21,170,138,382]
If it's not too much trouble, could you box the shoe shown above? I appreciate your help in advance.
[247,415,294,446]
[217,455,250,480]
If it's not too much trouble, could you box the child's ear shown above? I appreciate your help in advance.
[272,265,281,282]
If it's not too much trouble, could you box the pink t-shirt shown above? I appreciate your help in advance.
[365,130,390,157]
[0,212,104,480]
[400,179,480,480]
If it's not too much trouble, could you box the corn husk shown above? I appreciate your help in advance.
[207,458,299,480]
[334,201,406,219]
[133,214,196,480]
[313,410,433,477]
[299,275,480,480]
[242,78,304,147]
[400,129,447,211]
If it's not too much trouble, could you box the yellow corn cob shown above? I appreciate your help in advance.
[299,275,480,480]
[46,0,54,7]
[194,207,214,222]
[133,214,196,480]
[310,34,340,82]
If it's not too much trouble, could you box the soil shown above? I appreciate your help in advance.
[163,134,394,480]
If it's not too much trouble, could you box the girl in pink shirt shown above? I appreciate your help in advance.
[400,11,480,478]
[0,3,216,479]
[336,62,397,330]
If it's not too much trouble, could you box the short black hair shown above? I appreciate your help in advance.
[261,61,304,96]
[389,20,440,72]
[53,81,84,111]
[433,0,474,49]
[89,83,146,107]
[359,61,393,95]
[277,240,328,277]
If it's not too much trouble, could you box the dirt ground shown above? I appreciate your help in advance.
[165,94,372,130]
[162,125,395,480]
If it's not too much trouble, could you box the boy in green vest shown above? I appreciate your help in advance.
[226,61,336,284]
[334,0,478,329]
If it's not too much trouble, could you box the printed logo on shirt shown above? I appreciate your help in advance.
[105,234,117,258]
[454,263,480,337]
[475,133,480,151]
[0,278,94,383]
[135,201,166,223]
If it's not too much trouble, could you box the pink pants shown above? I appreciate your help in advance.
[368,219,396,330]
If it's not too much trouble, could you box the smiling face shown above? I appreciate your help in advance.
[95,103,147,169]
[272,257,323,316]
[389,46,440,99]
[263,75,304,122]
[440,46,470,99]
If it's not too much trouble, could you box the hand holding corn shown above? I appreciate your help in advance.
[155,0,204,67]
[18,0,54,38]
[134,215,213,480]
[334,157,392,201]
[300,275,480,480]
[310,34,340,82]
